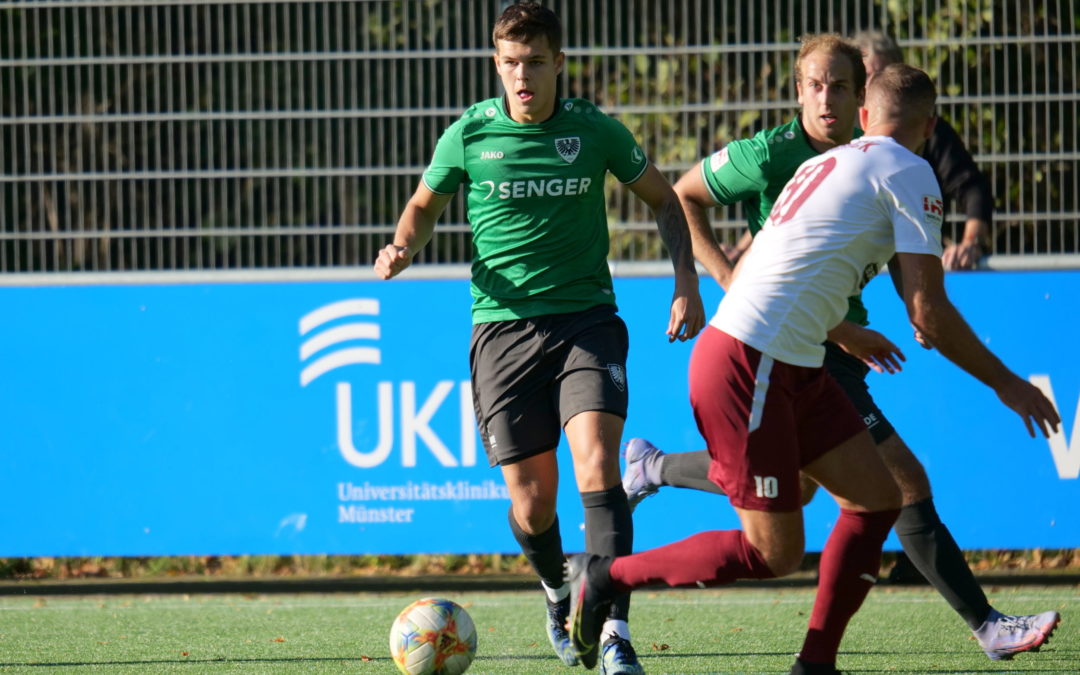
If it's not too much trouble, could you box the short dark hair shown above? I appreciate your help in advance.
[795,34,867,94]
[852,30,904,67]
[867,63,937,122]
[492,2,562,55]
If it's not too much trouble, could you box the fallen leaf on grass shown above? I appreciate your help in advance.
[271,637,286,642]
[360,655,372,662]
[181,652,189,657]
[651,643,670,651]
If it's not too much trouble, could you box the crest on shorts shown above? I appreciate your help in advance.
[607,363,626,392]
[555,137,581,164]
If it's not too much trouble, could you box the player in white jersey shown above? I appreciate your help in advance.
[624,34,1062,662]
[568,64,1061,675]
[716,135,942,366]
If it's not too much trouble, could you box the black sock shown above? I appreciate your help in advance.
[894,498,992,629]
[660,450,726,495]
[507,508,566,591]
[581,485,633,622]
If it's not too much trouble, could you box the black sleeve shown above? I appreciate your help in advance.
[921,117,994,228]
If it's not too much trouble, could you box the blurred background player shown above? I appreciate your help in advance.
[621,34,1062,661]
[854,30,993,271]
[374,3,704,674]
[720,31,994,270]
[570,63,1060,675]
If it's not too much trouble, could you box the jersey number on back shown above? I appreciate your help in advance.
[768,156,837,225]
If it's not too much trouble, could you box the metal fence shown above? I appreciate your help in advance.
[1,0,1077,274]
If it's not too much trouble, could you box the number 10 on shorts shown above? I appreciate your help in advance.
[754,475,779,499]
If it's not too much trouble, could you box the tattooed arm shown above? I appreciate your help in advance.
[628,164,706,342]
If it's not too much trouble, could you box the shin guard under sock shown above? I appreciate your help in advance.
[894,498,991,629]
[507,508,566,590]
[582,485,634,622]
[799,508,899,665]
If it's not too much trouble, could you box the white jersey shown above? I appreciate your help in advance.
[713,135,944,367]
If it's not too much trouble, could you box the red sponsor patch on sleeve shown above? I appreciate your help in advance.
[922,194,943,226]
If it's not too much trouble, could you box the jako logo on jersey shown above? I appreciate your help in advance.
[923,195,944,227]
[476,177,592,200]
[555,137,581,163]
[631,147,644,164]
[480,150,504,160]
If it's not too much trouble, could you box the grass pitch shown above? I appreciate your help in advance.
[0,585,1074,673]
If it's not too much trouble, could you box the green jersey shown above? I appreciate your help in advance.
[423,97,649,323]
[700,117,869,326]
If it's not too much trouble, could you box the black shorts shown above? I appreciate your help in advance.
[823,341,897,445]
[469,304,629,467]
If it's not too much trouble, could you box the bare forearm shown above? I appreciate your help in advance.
[681,195,734,289]
[655,195,699,280]
[913,300,1013,389]
[961,217,988,246]
[394,201,438,254]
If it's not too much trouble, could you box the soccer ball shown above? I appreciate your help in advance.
[389,597,477,675]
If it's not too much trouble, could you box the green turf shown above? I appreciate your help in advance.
[0,585,1074,673]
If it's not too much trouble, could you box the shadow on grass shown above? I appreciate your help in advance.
[633,646,1078,673]
[0,656,380,668]
[1,653,562,668]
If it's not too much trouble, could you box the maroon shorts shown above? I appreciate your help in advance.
[689,327,865,511]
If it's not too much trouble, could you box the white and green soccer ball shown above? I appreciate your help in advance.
[389,597,477,675]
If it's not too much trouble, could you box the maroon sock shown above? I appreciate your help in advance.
[798,508,899,665]
[608,529,774,592]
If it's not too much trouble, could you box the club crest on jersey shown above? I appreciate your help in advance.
[607,363,626,392]
[922,194,944,227]
[555,137,581,164]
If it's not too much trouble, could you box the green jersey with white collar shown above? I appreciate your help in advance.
[424,97,649,324]
[701,117,869,326]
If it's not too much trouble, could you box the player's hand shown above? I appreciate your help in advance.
[942,241,982,270]
[667,280,706,343]
[828,323,906,374]
[374,244,412,280]
[995,375,1061,438]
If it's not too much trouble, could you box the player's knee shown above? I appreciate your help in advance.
[511,500,557,535]
[761,548,804,577]
[748,538,804,578]
[799,475,820,506]
[570,454,621,493]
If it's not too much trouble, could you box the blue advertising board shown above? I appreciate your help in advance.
[0,270,1076,556]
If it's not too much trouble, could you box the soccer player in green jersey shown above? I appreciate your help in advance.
[619,34,1060,665]
[374,3,704,673]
